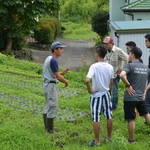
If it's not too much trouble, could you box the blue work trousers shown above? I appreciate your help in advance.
[111,75,120,109]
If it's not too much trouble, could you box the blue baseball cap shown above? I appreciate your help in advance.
[50,42,66,50]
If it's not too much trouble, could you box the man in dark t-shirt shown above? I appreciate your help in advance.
[120,47,150,143]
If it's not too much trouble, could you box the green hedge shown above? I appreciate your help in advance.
[34,18,61,44]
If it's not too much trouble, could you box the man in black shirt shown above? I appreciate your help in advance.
[120,47,150,143]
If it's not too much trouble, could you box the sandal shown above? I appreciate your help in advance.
[103,137,110,142]
[88,140,101,147]
[127,139,136,144]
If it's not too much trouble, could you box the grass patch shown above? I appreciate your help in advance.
[0,53,150,150]
[62,22,98,41]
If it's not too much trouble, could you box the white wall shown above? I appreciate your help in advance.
[133,12,150,20]
[110,27,149,65]
[119,33,149,65]
[109,0,125,21]
[129,0,138,3]
[125,12,150,21]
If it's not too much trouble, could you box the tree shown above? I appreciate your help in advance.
[0,0,59,53]
[91,9,109,42]
[60,0,109,22]
[60,0,97,22]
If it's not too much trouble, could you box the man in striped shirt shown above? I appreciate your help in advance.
[86,46,114,146]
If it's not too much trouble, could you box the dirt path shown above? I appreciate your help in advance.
[31,38,95,70]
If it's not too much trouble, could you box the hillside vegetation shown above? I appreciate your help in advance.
[0,54,150,150]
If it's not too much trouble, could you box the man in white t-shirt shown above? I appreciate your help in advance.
[86,46,114,146]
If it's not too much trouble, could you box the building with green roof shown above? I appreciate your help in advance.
[110,0,150,21]
[121,0,150,21]
[109,0,150,65]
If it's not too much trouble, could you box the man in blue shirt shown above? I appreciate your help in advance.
[43,42,70,133]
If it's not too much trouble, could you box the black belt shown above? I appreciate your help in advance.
[49,81,58,84]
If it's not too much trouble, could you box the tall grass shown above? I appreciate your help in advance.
[62,22,98,41]
[0,54,150,150]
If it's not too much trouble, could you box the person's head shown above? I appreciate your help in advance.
[129,47,142,62]
[125,41,136,54]
[145,34,150,48]
[103,36,114,51]
[50,42,66,56]
[95,45,107,60]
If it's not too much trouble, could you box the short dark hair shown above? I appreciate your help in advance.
[125,41,136,47]
[51,48,58,53]
[130,47,142,59]
[145,33,150,42]
[96,45,107,58]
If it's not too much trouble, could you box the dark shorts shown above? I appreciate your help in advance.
[124,101,148,121]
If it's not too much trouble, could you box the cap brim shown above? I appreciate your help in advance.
[60,45,67,47]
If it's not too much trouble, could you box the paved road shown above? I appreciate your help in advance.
[31,38,95,71]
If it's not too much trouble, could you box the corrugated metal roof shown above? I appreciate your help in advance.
[121,0,150,12]
[110,20,150,31]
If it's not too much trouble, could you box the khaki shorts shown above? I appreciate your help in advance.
[43,83,59,118]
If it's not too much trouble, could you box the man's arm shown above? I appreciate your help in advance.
[118,49,128,62]
[109,79,113,90]
[119,70,135,96]
[60,68,70,75]
[143,83,150,99]
[54,72,68,87]
[117,49,128,73]
[143,68,150,99]
[85,77,96,94]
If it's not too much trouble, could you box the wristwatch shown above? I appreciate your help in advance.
[126,84,131,88]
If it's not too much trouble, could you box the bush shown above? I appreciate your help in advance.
[91,9,109,41]
[12,37,27,51]
[34,18,61,44]
[0,30,27,52]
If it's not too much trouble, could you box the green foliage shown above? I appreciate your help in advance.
[62,22,97,41]
[34,18,61,44]
[12,37,27,51]
[60,0,109,22]
[0,0,59,37]
[91,9,109,40]
[0,31,7,51]
[0,53,42,77]
[0,54,150,150]
[0,0,59,51]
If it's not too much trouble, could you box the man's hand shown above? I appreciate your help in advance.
[116,69,122,75]
[126,86,136,96]
[88,88,97,94]
[62,80,68,88]
[62,68,70,75]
